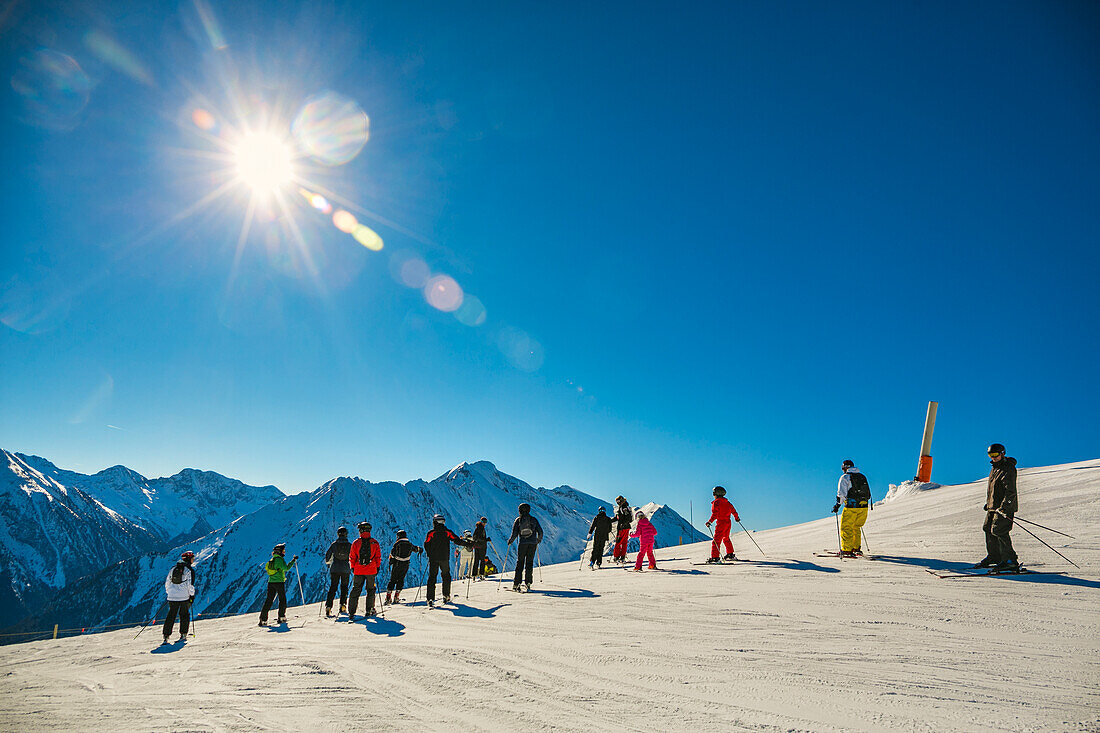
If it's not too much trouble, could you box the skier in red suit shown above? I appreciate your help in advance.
[705,486,740,563]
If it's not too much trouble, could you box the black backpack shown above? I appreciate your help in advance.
[847,472,871,504]
[518,514,536,539]
[170,562,187,585]
[359,538,373,565]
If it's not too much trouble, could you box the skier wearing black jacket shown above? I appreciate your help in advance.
[975,444,1020,571]
[324,527,352,616]
[508,503,544,591]
[472,517,490,579]
[424,515,473,606]
[611,496,633,563]
[587,507,613,569]
[385,530,422,604]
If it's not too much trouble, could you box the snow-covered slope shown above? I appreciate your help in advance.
[1,459,1095,731]
[0,451,162,627]
[17,453,283,543]
[13,461,705,633]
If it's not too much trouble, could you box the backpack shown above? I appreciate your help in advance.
[518,514,535,539]
[358,538,373,565]
[170,562,187,584]
[847,472,871,504]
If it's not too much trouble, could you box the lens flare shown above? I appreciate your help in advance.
[234,132,293,196]
[424,275,463,312]
[352,224,383,251]
[191,108,216,130]
[292,91,370,165]
[11,49,92,131]
[332,209,358,233]
[398,258,429,288]
[498,327,544,371]
[454,294,487,326]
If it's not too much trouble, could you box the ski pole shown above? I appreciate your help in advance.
[1012,519,1080,568]
[536,547,543,582]
[835,511,842,553]
[579,537,592,570]
[295,563,306,606]
[1013,516,1076,539]
[861,527,871,554]
[737,520,766,557]
[188,599,196,638]
[134,600,168,640]
[413,553,425,606]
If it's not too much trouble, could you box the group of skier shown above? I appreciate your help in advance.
[158,442,1026,638]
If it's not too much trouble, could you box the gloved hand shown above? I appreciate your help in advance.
[586,535,592,542]
[705,521,712,528]
[733,513,740,523]
[292,555,299,561]
[831,503,841,514]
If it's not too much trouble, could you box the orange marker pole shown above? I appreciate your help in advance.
[915,401,938,482]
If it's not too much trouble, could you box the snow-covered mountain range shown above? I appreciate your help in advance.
[1,454,704,636]
[0,450,282,628]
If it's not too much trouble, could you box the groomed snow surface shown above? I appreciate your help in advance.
[2,460,1097,732]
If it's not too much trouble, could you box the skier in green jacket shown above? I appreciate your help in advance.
[259,543,298,626]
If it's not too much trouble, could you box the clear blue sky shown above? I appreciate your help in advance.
[2,1,1097,531]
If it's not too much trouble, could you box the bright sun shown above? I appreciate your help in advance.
[234,132,293,196]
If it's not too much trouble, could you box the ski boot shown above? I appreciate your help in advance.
[392,594,401,604]
[384,592,393,605]
[523,583,532,592]
[993,559,1021,574]
[511,584,521,592]
[443,595,452,604]
[704,557,721,564]
[277,616,287,624]
[427,600,435,608]
[851,549,863,557]
[258,620,267,627]
[340,604,348,615]
[588,562,595,570]
[325,606,333,618]
[163,635,171,644]
[839,550,857,558]
[176,634,186,642]
[972,558,996,569]
[723,553,737,561]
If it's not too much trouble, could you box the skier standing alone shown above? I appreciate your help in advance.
[385,529,421,604]
[348,522,382,620]
[258,544,297,626]
[975,443,1020,571]
[424,514,473,606]
[631,509,658,571]
[508,503,543,591]
[705,486,740,563]
[162,555,194,643]
[587,506,613,569]
[611,496,633,564]
[324,526,352,617]
[832,460,872,557]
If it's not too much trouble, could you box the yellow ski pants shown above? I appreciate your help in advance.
[840,506,869,551]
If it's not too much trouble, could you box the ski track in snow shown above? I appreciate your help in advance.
[1,460,1098,732]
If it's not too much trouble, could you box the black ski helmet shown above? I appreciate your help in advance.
[842,459,855,470]
[712,486,726,497]
[987,443,1006,456]
[597,506,606,514]
[337,526,348,536]
[479,516,487,523]
[616,495,627,505]
[433,513,446,525]
[357,521,372,533]
[396,529,407,538]
[518,503,531,514]
[273,543,286,555]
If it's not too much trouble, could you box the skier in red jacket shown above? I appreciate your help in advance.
[705,486,740,563]
[348,521,382,619]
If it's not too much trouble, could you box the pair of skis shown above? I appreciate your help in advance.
[924,566,1064,579]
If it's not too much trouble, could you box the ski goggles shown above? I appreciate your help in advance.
[988,451,1003,458]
